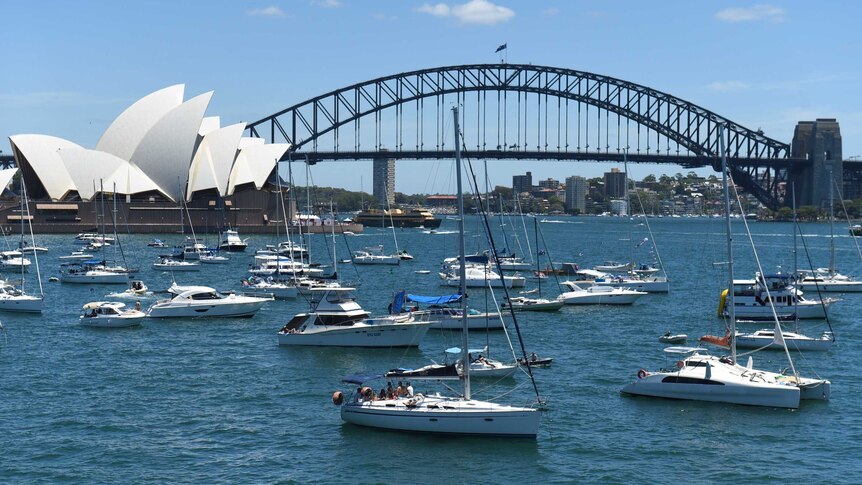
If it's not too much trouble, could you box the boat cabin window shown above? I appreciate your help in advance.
[661,376,724,385]
[190,292,221,300]
[316,313,369,326]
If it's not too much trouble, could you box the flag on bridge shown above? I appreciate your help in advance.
[495,43,507,53]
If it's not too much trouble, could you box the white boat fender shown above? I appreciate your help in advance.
[746,356,753,370]
[705,361,712,380]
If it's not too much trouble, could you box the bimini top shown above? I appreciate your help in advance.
[662,346,709,355]
[407,293,462,305]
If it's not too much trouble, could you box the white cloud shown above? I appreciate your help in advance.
[312,0,342,8]
[247,6,286,17]
[708,75,839,92]
[417,0,514,25]
[417,3,451,17]
[707,81,750,91]
[715,4,785,23]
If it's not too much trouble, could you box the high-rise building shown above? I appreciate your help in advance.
[512,171,533,195]
[604,168,626,199]
[373,155,395,207]
[565,176,587,213]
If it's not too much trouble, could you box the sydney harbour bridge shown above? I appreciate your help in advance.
[245,63,857,211]
[2,63,855,210]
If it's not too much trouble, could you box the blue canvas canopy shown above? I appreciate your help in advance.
[406,293,462,305]
[445,346,488,354]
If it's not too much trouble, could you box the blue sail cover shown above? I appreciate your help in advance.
[392,290,406,314]
[406,293,463,305]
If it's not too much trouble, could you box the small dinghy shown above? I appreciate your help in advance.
[658,332,688,344]
[517,352,553,367]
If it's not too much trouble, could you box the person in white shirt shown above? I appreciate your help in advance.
[406,382,414,397]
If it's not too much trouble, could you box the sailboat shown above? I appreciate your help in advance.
[502,218,563,311]
[621,125,830,408]
[0,182,44,313]
[336,106,542,437]
[593,154,669,293]
[795,174,862,292]
[730,185,835,352]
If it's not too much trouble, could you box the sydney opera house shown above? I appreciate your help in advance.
[4,85,336,233]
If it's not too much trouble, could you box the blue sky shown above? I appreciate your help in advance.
[2,1,860,193]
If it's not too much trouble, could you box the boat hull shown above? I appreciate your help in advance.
[559,292,644,305]
[59,273,130,284]
[735,335,833,351]
[341,397,539,437]
[80,316,144,328]
[147,300,266,318]
[0,296,43,312]
[278,322,429,347]
[622,373,800,408]
[594,279,669,293]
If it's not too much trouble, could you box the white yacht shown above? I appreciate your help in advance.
[497,256,532,271]
[79,301,145,328]
[621,347,805,408]
[179,238,208,260]
[277,287,431,347]
[242,277,299,299]
[592,274,669,293]
[441,265,525,288]
[593,261,631,272]
[557,281,646,305]
[59,261,130,284]
[0,284,43,312]
[502,296,564,312]
[256,241,309,259]
[200,253,230,264]
[795,269,862,293]
[725,329,834,352]
[0,250,31,272]
[719,273,833,320]
[59,251,94,260]
[147,286,271,318]
[152,258,200,271]
[353,247,400,265]
[218,229,248,252]
[337,107,541,438]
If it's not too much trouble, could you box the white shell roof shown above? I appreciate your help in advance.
[226,143,290,195]
[186,122,245,199]
[57,147,165,200]
[129,91,213,202]
[9,134,80,200]
[96,84,184,161]
[199,116,221,137]
[0,167,18,192]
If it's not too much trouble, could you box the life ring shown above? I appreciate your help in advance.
[637,369,648,379]
[676,360,685,369]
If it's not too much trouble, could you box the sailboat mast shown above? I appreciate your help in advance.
[535,217,541,296]
[829,169,836,275]
[719,125,737,364]
[453,106,470,400]
[624,153,633,271]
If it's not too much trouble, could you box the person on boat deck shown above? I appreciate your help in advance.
[356,387,363,402]
[530,352,538,362]
[135,301,141,311]
[379,388,386,400]
[386,382,394,398]
[395,381,406,397]
[406,382,414,397]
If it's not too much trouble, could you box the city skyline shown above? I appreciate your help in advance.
[3,1,861,193]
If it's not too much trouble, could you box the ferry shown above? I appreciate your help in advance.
[353,208,442,229]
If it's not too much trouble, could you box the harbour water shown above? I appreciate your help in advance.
[2,216,861,483]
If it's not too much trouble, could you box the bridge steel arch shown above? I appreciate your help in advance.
[247,64,798,209]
